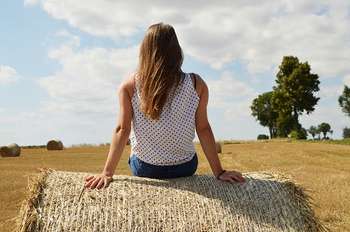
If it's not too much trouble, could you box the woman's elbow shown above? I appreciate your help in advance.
[115,125,131,137]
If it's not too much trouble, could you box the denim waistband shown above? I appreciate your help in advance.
[129,152,197,167]
[128,152,198,179]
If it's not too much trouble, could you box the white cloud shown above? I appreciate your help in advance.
[204,71,257,124]
[2,33,139,146]
[29,0,350,77]
[0,65,19,84]
[37,33,139,115]
[344,75,350,86]
[319,75,350,100]
[15,0,350,143]
[207,71,256,108]
[0,108,114,146]
[24,0,39,6]
[318,85,343,99]
[55,29,80,47]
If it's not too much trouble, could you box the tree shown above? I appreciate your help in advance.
[307,126,318,140]
[318,123,331,139]
[289,128,307,140]
[338,85,350,117]
[251,91,278,138]
[343,127,350,139]
[271,90,295,137]
[275,112,295,137]
[257,134,269,140]
[272,56,320,136]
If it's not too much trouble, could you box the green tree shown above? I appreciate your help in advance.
[307,126,318,140]
[271,90,295,137]
[316,127,321,140]
[343,127,350,139]
[275,112,295,137]
[272,56,320,136]
[338,85,350,117]
[250,91,278,138]
[289,128,307,140]
[257,134,269,140]
[318,122,331,139]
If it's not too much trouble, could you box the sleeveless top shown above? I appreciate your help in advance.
[129,72,200,166]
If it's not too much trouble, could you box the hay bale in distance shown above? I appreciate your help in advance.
[17,170,327,232]
[0,143,21,157]
[46,140,64,151]
[216,141,222,153]
[0,146,10,157]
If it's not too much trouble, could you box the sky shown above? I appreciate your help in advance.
[1,0,350,146]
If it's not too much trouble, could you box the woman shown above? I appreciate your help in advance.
[84,22,245,189]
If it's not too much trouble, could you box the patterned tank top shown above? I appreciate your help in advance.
[129,72,200,166]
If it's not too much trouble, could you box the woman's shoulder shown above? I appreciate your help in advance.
[118,72,137,99]
[188,72,206,86]
[188,72,208,97]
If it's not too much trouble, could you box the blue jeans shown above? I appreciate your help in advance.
[128,153,198,179]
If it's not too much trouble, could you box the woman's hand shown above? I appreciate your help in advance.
[218,170,246,183]
[84,173,113,189]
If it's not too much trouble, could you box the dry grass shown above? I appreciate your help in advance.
[0,141,349,231]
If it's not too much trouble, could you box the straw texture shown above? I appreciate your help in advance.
[17,169,328,232]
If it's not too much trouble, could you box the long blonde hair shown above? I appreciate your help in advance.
[137,22,184,120]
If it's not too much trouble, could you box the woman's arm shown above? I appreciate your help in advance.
[194,74,245,183]
[85,78,133,189]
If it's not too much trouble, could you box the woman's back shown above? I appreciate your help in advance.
[129,72,200,165]
[84,23,245,189]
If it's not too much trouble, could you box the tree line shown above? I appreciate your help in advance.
[251,56,350,140]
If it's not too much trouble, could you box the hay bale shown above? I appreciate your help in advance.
[17,170,328,232]
[0,143,21,157]
[216,141,222,153]
[46,140,63,150]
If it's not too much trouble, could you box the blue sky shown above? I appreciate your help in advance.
[1,0,350,146]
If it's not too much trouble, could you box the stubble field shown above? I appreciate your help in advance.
[0,140,349,232]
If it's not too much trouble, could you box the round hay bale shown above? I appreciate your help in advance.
[46,140,64,150]
[16,170,328,232]
[0,143,21,157]
[215,142,222,154]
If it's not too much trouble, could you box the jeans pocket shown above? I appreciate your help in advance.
[131,155,149,177]
[129,155,140,176]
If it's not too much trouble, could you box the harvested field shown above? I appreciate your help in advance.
[1,141,349,231]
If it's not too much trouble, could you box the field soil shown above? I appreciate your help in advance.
[0,141,349,232]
